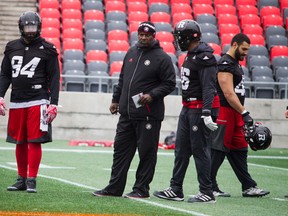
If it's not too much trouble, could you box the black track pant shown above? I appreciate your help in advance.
[170,107,216,196]
[105,115,161,196]
[211,149,257,191]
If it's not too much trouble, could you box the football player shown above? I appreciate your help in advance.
[210,33,270,198]
[154,20,219,203]
[0,11,60,193]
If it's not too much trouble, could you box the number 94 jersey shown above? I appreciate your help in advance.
[0,37,60,105]
[216,54,245,107]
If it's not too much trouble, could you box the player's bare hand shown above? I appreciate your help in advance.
[0,97,7,116]
[110,103,119,114]
[138,94,152,106]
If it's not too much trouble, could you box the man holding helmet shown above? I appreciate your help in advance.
[0,11,60,193]
[210,33,270,198]
[154,20,219,203]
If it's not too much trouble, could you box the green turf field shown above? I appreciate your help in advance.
[0,139,287,216]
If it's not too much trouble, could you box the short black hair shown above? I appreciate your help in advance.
[231,33,250,46]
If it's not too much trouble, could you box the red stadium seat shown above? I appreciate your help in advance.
[129,22,141,35]
[105,1,126,13]
[160,42,175,54]
[62,28,83,41]
[218,14,238,25]
[107,30,128,42]
[221,33,234,48]
[40,8,60,20]
[41,18,60,29]
[270,46,288,60]
[86,50,108,63]
[260,6,280,19]
[193,4,214,19]
[240,14,261,27]
[41,27,60,39]
[246,34,265,46]
[108,40,130,53]
[126,0,146,3]
[237,5,258,17]
[45,37,61,52]
[218,24,240,37]
[110,61,123,76]
[170,0,190,4]
[172,12,193,27]
[178,53,186,68]
[39,0,59,10]
[215,4,236,17]
[84,10,105,23]
[155,31,174,43]
[62,38,84,52]
[192,0,212,7]
[150,12,171,23]
[62,9,82,20]
[128,11,149,24]
[127,2,147,14]
[61,0,81,11]
[208,43,222,56]
[214,0,234,6]
[236,0,256,8]
[148,0,169,6]
[242,24,263,36]
[262,15,283,29]
[171,3,192,16]
[62,19,83,31]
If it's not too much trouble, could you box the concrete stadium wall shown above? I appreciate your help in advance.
[0,90,287,148]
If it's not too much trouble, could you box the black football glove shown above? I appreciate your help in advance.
[242,111,253,127]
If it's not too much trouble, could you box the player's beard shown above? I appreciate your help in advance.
[235,47,246,61]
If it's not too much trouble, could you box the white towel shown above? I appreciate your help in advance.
[40,104,48,132]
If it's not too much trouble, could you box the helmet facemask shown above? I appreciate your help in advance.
[19,12,41,43]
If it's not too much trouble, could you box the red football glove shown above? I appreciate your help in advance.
[45,105,58,124]
[0,97,7,116]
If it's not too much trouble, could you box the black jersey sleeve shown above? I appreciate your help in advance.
[197,53,218,115]
[218,58,235,74]
[42,39,60,105]
[0,53,12,98]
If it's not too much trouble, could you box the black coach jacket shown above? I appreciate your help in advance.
[112,40,176,121]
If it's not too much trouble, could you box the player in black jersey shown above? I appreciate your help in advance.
[210,33,270,198]
[0,11,60,193]
[154,20,219,203]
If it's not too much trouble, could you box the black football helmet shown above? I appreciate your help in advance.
[173,19,202,51]
[245,123,272,151]
[18,11,42,43]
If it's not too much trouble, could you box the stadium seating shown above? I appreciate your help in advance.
[35,0,288,96]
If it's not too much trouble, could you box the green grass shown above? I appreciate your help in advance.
[0,139,287,216]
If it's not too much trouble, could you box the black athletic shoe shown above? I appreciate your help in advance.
[153,187,184,201]
[284,194,288,198]
[7,176,27,191]
[187,192,216,203]
[124,191,150,199]
[26,178,37,193]
[242,187,270,197]
[213,189,231,197]
[92,189,121,197]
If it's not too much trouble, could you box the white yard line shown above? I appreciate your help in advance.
[0,164,210,216]
[0,146,287,216]
[1,147,288,160]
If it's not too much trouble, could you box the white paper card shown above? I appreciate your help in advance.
[132,93,143,108]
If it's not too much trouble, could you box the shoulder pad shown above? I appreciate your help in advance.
[218,58,235,72]
[4,39,23,55]
[41,39,59,56]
